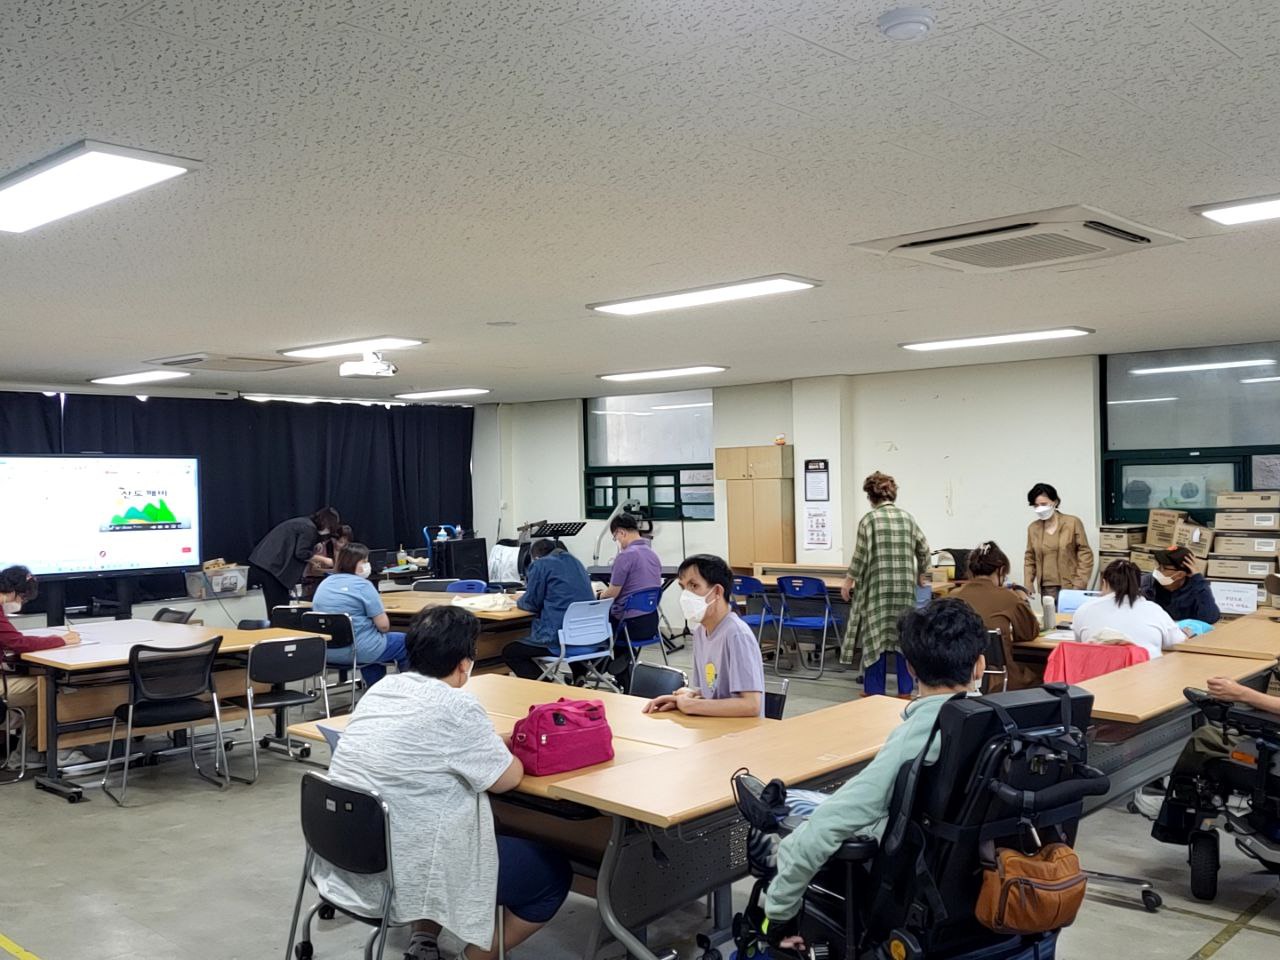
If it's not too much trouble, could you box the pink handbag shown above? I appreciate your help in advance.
[511,698,614,776]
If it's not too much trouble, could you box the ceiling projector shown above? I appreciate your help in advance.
[339,351,398,378]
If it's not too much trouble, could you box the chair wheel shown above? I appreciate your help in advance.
[299,745,311,759]
[1141,889,1162,912]
[223,741,235,752]
[260,737,273,748]
[294,941,314,959]
[318,904,335,920]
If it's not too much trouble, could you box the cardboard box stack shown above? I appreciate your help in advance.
[1098,523,1143,570]
[1205,492,1280,617]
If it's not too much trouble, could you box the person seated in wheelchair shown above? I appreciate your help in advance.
[1152,674,1280,849]
[762,599,989,949]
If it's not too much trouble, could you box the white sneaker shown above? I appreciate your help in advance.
[57,749,92,767]
[1131,790,1164,820]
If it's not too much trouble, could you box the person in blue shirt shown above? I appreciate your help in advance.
[502,539,597,681]
[1142,546,1220,625]
[311,542,409,686]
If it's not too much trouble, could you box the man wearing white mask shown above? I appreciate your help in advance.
[643,554,764,718]
[1143,546,1220,625]
[1023,482,1094,601]
[311,542,409,686]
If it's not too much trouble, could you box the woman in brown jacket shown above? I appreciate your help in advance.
[951,541,1043,689]
[1023,482,1094,601]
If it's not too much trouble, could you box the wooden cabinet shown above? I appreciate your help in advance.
[718,446,796,567]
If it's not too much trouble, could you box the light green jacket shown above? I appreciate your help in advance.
[764,694,951,921]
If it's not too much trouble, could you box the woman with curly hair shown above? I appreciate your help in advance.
[840,472,931,695]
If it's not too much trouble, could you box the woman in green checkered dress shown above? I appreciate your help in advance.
[840,472,931,695]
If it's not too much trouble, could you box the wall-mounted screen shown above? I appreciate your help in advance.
[0,455,201,578]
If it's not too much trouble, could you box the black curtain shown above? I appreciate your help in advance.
[59,395,474,564]
[0,390,61,452]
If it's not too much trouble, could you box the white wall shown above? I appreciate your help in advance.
[847,356,1101,576]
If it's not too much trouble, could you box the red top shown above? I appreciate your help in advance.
[0,607,67,655]
[1044,641,1149,685]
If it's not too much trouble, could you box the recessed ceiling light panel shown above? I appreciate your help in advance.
[1106,397,1177,405]
[281,336,423,359]
[1241,376,1280,384]
[394,388,491,400]
[0,140,198,233]
[90,370,191,386]
[589,275,818,316]
[1193,194,1280,226]
[900,327,1093,352]
[598,366,727,382]
[1130,359,1275,375]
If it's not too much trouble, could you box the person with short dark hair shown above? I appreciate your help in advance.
[502,539,596,681]
[1023,483,1093,601]
[762,599,989,941]
[1143,546,1219,624]
[597,512,663,690]
[642,554,765,717]
[1,565,81,713]
[839,472,931,696]
[1071,559,1185,659]
[301,523,353,600]
[312,542,408,686]
[949,541,1043,689]
[314,606,572,960]
[248,506,342,613]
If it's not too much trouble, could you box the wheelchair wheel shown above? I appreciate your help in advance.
[1141,889,1162,912]
[293,941,313,960]
[1189,831,1220,901]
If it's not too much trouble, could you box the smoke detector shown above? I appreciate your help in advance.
[339,351,398,379]
[878,7,935,41]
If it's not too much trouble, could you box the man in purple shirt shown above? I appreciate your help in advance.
[597,513,663,691]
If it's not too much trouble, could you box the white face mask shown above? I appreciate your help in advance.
[1033,504,1056,521]
[679,588,715,624]
[1152,570,1176,587]
[357,562,372,578]
[2,600,21,615]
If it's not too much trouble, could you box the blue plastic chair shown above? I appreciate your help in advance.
[775,576,843,680]
[619,587,667,665]
[532,599,617,690]
[732,575,782,649]
[446,579,488,594]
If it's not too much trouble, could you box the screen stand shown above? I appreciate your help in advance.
[43,581,67,627]
[114,577,134,621]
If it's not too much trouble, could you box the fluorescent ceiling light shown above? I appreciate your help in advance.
[900,326,1093,352]
[1193,194,1280,226]
[90,370,191,386]
[591,409,653,417]
[589,275,818,316]
[598,366,727,383]
[242,393,406,407]
[1131,359,1275,376]
[1241,376,1280,384]
[394,387,490,400]
[651,402,714,410]
[281,336,423,359]
[1106,397,1177,405]
[0,140,197,233]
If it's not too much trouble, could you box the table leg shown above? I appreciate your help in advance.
[710,884,734,946]
[33,670,83,802]
[596,816,661,960]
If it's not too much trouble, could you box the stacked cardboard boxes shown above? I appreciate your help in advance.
[1206,492,1280,615]
[1098,523,1145,569]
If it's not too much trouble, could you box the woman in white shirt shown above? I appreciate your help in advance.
[313,606,571,960]
[1072,559,1186,660]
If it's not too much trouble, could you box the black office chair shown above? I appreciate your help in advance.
[287,771,401,960]
[237,618,272,630]
[736,685,1108,960]
[981,626,1010,694]
[100,638,229,806]
[270,605,311,630]
[411,578,457,592]
[224,636,329,784]
[764,678,790,721]
[301,611,362,708]
[153,607,195,624]
[628,662,687,699]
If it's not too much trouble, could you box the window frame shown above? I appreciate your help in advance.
[582,463,715,521]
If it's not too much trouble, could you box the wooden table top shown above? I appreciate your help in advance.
[379,591,531,622]
[19,621,321,671]
[550,695,907,827]
[1078,652,1273,723]
[1176,616,1280,660]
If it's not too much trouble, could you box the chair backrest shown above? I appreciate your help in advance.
[733,575,767,597]
[237,618,272,630]
[764,678,789,720]
[301,611,355,650]
[366,549,389,575]
[270,605,310,630]
[776,576,832,621]
[412,578,458,592]
[558,599,614,648]
[1057,589,1101,614]
[153,607,194,624]
[128,638,222,704]
[300,771,391,875]
[915,584,933,609]
[629,662,687,699]
[776,575,826,599]
[447,579,488,593]
[983,627,1007,670]
[247,636,329,685]
[621,586,662,615]
[870,686,1099,950]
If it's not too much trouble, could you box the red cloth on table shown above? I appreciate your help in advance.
[1044,641,1150,684]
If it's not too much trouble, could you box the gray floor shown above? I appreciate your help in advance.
[4,646,1278,960]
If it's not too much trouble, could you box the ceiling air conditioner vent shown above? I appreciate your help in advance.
[147,353,319,373]
[854,205,1182,273]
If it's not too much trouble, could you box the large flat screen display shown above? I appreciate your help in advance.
[0,455,201,578]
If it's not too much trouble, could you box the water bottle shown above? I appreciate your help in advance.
[436,526,448,542]
[396,543,408,565]
[1041,594,1056,632]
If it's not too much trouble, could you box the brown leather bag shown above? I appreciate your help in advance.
[975,842,1086,934]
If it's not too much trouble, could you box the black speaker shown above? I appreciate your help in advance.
[434,537,488,580]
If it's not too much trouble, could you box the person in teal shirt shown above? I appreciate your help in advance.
[762,599,990,948]
[312,542,409,686]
